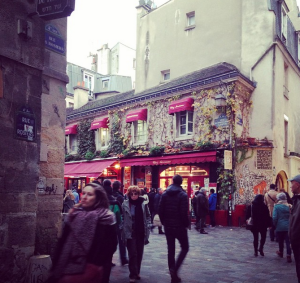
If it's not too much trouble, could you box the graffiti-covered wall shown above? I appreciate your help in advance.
[235,148,273,205]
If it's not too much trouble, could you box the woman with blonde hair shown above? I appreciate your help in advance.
[122,186,151,283]
[49,183,118,283]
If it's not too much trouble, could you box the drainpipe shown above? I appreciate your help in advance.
[250,42,278,130]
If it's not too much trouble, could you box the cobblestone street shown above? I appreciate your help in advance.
[110,226,297,283]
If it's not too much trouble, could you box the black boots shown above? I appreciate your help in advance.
[158,227,165,234]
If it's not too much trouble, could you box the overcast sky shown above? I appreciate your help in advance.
[67,0,300,69]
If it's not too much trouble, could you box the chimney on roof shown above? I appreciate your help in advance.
[73,83,89,109]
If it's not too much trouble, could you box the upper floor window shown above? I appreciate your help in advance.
[187,12,195,27]
[96,128,109,150]
[283,62,289,99]
[102,79,109,89]
[133,120,147,144]
[83,72,94,91]
[177,111,193,137]
[66,135,78,154]
[284,115,289,156]
[68,102,74,108]
[281,6,287,43]
[161,69,170,81]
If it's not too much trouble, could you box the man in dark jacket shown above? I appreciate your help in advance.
[148,187,156,223]
[192,190,200,230]
[288,175,300,283]
[159,175,189,283]
[112,180,125,205]
[196,188,209,234]
[209,189,217,227]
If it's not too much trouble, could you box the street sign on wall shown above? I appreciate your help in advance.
[36,0,75,20]
[45,24,65,55]
[15,106,36,142]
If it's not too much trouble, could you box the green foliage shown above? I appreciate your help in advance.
[149,146,165,156]
[77,119,96,157]
[181,142,194,148]
[100,150,109,158]
[65,154,82,162]
[85,151,95,160]
[236,146,254,163]
[194,140,214,150]
[107,114,125,155]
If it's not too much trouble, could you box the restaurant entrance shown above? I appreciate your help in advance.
[159,165,209,198]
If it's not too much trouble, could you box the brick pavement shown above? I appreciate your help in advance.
[110,226,297,283]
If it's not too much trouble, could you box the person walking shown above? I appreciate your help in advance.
[208,188,217,227]
[49,183,118,283]
[288,174,300,283]
[246,194,272,257]
[63,190,75,213]
[196,188,209,234]
[152,188,164,234]
[148,188,156,224]
[112,180,129,266]
[122,186,151,283]
[192,189,200,230]
[72,185,80,204]
[141,188,149,205]
[273,192,292,263]
[159,175,189,283]
[264,184,278,241]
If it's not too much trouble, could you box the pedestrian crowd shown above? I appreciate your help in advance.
[48,173,300,283]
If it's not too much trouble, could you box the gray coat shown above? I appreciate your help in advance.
[122,198,151,244]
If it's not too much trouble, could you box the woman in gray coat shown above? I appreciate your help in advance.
[122,186,151,283]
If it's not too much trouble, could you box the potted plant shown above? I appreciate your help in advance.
[194,141,214,150]
[149,146,165,156]
[247,137,256,145]
[181,142,194,151]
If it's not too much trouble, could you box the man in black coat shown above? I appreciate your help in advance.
[159,175,189,283]
[196,188,209,234]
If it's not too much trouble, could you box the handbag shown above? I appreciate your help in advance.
[57,263,103,283]
[246,205,253,230]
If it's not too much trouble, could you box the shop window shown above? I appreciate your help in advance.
[176,111,193,137]
[160,166,207,177]
[133,120,147,144]
[96,128,109,150]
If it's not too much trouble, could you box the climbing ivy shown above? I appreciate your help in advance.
[77,119,95,157]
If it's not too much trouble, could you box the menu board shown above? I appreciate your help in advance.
[124,166,131,194]
[257,150,272,170]
[145,166,152,190]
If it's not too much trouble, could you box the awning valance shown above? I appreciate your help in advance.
[90,117,109,130]
[126,108,147,123]
[65,124,78,135]
[120,151,216,167]
[168,97,194,114]
[64,159,116,178]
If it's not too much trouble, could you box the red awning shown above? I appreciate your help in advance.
[65,124,77,135]
[120,151,216,167]
[64,159,116,178]
[168,97,194,114]
[126,108,147,123]
[90,117,109,130]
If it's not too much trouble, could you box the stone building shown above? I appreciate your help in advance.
[134,0,300,201]
[0,0,71,280]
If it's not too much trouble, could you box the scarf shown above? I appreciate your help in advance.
[53,207,115,279]
[129,197,145,237]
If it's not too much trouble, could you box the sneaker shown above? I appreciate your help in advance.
[170,269,181,283]
[276,251,283,258]
[122,259,129,266]
[287,255,292,263]
[200,230,208,234]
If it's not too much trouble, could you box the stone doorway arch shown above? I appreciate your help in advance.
[275,170,288,193]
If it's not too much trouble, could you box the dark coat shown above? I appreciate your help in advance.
[158,184,189,228]
[153,193,162,215]
[246,201,271,231]
[289,194,300,245]
[112,190,125,205]
[148,191,156,212]
[196,192,209,217]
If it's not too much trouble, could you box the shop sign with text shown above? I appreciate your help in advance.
[37,0,75,20]
[15,106,36,142]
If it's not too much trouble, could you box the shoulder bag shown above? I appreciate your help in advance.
[246,205,253,230]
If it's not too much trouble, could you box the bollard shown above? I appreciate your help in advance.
[26,255,52,283]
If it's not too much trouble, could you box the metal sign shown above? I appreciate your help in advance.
[36,0,75,20]
[214,113,229,128]
[45,24,65,55]
[15,106,36,142]
[224,150,232,170]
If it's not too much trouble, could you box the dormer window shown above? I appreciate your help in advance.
[161,70,170,81]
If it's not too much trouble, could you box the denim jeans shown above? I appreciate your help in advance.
[277,231,292,255]
[164,227,189,273]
